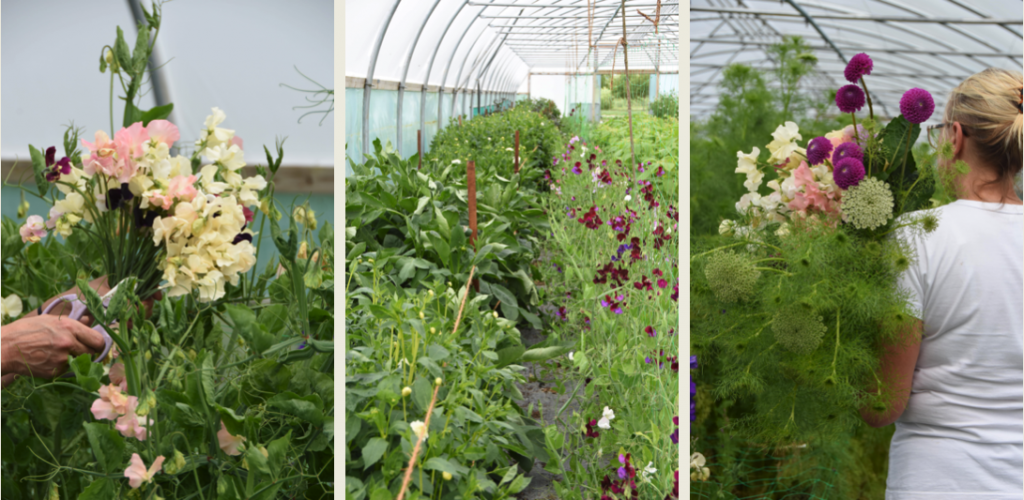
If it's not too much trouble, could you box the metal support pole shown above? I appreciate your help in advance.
[363,0,401,158]
[422,0,470,149]
[398,0,444,157]
[127,0,174,131]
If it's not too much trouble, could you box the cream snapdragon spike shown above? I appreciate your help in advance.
[20,108,265,303]
[721,122,869,241]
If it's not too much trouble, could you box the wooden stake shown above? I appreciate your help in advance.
[417,129,422,170]
[467,160,479,292]
[458,115,463,127]
[514,130,521,174]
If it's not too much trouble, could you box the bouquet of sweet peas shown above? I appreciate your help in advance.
[690,53,946,447]
[19,108,266,304]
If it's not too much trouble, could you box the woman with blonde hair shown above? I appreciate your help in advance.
[860,68,1023,499]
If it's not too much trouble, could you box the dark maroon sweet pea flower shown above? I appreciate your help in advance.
[233,233,254,245]
[584,419,600,438]
[645,326,656,337]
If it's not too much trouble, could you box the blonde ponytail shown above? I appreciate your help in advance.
[944,68,1023,189]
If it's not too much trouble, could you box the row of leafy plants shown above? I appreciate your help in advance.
[346,100,681,499]
[2,6,334,499]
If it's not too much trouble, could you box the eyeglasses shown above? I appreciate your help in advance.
[926,122,969,149]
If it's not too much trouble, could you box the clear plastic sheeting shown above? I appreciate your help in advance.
[690,0,1023,126]
[1,0,334,168]
[345,0,679,165]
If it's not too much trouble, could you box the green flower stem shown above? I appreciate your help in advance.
[753,267,791,276]
[831,310,841,379]
[851,112,859,148]
[689,242,747,262]
[109,69,115,135]
[860,76,875,121]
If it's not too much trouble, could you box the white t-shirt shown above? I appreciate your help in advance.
[887,199,1024,500]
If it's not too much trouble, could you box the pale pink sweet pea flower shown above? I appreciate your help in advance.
[90,384,136,421]
[148,193,174,211]
[230,135,243,150]
[146,119,180,147]
[45,207,63,229]
[167,175,198,203]
[217,421,247,456]
[115,410,151,441]
[19,215,47,243]
[788,162,839,215]
[81,130,117,157]
[124,453,165,489]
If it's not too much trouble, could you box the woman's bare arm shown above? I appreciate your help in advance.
[859,319,924,428]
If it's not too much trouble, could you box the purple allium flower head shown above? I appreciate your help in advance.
[833,157,866,189]
[836,84,866,113]
[806,137,833,165]
[844,53,873,83]
[900,88,935,124]
[832,141,864,163]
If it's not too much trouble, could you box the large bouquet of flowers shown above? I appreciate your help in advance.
[690,53,948,448]
[20,108,265,304]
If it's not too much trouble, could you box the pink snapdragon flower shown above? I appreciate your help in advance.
[124,453,164,489]
[19,215,47,243]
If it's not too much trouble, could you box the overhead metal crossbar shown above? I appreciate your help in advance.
[345,0,679,162]
[689,0,1024,126]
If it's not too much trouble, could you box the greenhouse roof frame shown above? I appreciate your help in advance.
[348,0,680,156]
[689,0,1024,126]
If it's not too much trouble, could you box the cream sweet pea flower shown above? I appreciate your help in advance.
[1,294,23,320]
[767,122,803,164]
[736,192,762,215]
[735,148,759,176]
[410,420,428,441]
[690,452,711,482]
[217,421,247,456]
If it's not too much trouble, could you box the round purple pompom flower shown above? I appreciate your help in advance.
[833,157,866,189]
[806,137,834,165]
[900,88,935,124]
[832,141,864,164]
[844,53,873,83]
[836,85,866,113]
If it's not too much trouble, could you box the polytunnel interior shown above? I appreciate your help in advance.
[689,0,1024,125]
[345,0,680,168]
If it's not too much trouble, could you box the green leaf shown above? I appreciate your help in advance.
[426,344,450,361]
[113,27,132,74]
[266,430,291,477]
[78,478,114,500]
[507,474,532,494]
[411,377,432,413]
[423,457,470,480]
[246,443,271,475]
[495,345,525,368]
[141,103,174,126]
[424,232,450,267]
[201,354,217,406]
[76,278,107,326]
[414,196,431,215]
[522,345,572,363]
[83,423,125,474]
[267,392,324,426]
[130,22,150,76]
[347,242,367,262]
[69,353,104,391]
[361,437,388,470]
[369,486,392,500]
[215,405,246,436]
[105,276,136,321]
[304,260,324,288]
[28,145,48,196]
[251,480,284,500]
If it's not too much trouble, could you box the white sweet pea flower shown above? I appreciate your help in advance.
[767,122,802,164]
[452,159,461,165]
[718,219,736,237]
[735,192,762,215]
[624,195,632,202]
[568,351,574,361]
[735,148,759,176]
[2,295,23,320]
[641,462,657,482]
[743,170,765,193]
[597,406,615,429]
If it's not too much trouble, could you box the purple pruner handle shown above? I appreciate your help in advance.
[43,294,115,370]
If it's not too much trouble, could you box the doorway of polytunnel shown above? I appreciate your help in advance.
[345,2,681,500]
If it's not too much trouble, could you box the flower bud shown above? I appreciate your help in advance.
[306,209,317,230]
[191,218,205,235]
[293,206,307,224]
[164,449,187,475]
[17,199,29,219]
[435,377,443,387]
[297,241,309,260]
[419,311,425,320]
[428,290,435,297]
[442,471,453,481]
[493,311,499,319]
[430,327,436,335]
[402,387,412,397]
